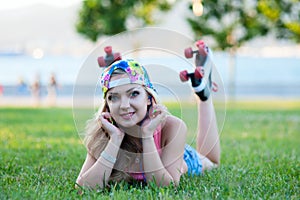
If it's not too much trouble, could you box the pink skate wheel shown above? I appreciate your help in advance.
[196,40,208,56]
[179,70,189,82]
[113,52,122,61]
[104,46,112,55]
[195,66,204,79]
[198,46,208,57]
[97,56,106,67]
[195,40,205,48]
[184,47,193,58]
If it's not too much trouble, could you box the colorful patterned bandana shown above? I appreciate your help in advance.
[100,59,159,102]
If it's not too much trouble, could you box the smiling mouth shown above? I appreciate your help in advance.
[120,112,135,119]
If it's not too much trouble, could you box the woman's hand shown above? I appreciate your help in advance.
[141,104,168,138]
[99,112,125,143]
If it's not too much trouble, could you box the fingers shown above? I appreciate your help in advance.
[100,112,112,122]
[141,105,168,137]
[100,112,110,118]
[98,112,114,129]
[145,104,168,129]
[98,113,124,139]
[150,104,169,119]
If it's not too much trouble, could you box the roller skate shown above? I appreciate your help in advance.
[180,40,217,101]
[97,46,122,68]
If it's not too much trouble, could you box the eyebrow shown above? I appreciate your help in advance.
[107,86,141,95]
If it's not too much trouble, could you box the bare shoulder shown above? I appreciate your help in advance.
[161,115,187,143]
[163,115,187,130]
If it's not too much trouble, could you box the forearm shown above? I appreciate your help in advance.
[77,139,121,189]
[142,137,173,186]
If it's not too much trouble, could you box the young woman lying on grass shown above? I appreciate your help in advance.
[76,59,220,189]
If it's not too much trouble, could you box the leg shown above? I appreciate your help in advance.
[196,96,220,165]
[187,44,220,166]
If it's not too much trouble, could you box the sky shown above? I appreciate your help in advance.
[0,0,83,10]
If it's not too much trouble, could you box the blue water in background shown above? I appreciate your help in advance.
[0,53,299,99]
[0,55,82,85]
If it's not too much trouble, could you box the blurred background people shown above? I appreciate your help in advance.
[17,77,29,96]
[47,72,59,106]
[31,74,41,107]
[0,83,3,97]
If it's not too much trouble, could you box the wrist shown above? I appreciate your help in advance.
[141,129,154,139]
[98,139,121,167]
[100,151,116,164]
[98,152,115,168]
[110,132,124,145]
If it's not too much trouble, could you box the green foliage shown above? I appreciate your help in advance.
[187,0,300,50]
[257,0,300,43]
[1,102,299,199]
[76,0,173,42]
[187,0,270,51]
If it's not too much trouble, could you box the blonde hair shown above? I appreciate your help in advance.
[83,69,148,183]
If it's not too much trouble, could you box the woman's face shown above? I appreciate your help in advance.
[106,75,150,128]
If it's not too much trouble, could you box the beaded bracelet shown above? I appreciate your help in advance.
[100,151,116,164]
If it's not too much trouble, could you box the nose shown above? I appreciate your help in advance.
[120,96,130,110]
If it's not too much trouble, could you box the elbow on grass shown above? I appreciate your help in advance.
[147,175,180,188]
[75,177,83,188]
[75,177,105,191]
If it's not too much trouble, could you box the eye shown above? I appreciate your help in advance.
[130,91,140,98]
[107,94,119,102]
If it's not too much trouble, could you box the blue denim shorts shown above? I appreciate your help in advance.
[183,144,203,176]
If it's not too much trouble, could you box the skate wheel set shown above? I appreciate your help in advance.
[179,40,209,83]
[97,46,122,67]
[179,67,204,82]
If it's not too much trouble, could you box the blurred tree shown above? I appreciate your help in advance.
[187,1,270,51]
[186,0,300,99]
[257,0,300,43]
[187,0,270,99]
[76,0,173,42]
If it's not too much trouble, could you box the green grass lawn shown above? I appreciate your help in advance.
[0,102,299,199]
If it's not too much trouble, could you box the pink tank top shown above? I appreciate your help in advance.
[130,126,162,181]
